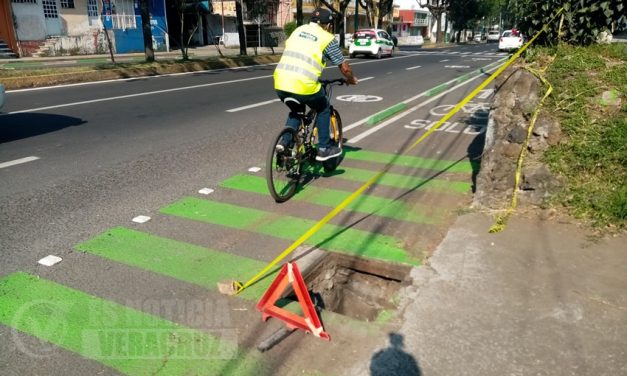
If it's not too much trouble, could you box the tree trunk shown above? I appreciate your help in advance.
[236,0,246,55]
[100,0,115,63]
[296,0,303,26]
[139,0,154,62]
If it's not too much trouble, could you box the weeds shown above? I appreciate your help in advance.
[541,43,626,229]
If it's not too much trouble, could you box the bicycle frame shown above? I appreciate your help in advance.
[295,79,345,161]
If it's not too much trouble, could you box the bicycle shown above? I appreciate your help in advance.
[266,78,346,203]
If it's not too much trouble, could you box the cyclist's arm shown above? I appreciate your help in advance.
[339,61,358,85]
[323,40,358,85]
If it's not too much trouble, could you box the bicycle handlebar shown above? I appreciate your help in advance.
[319,78,346,86]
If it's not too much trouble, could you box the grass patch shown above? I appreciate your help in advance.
[537,43,626,229]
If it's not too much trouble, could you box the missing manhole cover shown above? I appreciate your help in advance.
[300,253,411,322]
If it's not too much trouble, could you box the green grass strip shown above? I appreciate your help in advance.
[0,272,263,376]
[343,148,476,173]
[339,166,472,193]
[220,175,441,225]
[75,227,274,301]
[161,197,421,266]
[366,103,408,125]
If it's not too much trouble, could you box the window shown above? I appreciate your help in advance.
[110,0,137,29]
[87,0,100,26]
[87,0,98,16]
[60,0,74,8]
[11,0,37,3]
[42,0,58,18]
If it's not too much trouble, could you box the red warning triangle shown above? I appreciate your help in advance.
[256,262,330,341]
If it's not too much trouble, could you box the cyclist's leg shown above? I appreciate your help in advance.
[276,90,304,132]
[306,88,332,148]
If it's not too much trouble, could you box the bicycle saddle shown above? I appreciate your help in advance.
[282,97,306,116]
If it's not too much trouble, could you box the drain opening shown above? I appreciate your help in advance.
[294,253,411,322]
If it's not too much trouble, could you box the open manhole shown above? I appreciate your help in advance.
[297,253,412,322]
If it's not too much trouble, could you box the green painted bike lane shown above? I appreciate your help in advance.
[0,272,265,376]
[0,147,474,373]
[160,197,421,266]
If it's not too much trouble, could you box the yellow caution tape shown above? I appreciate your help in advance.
[237,8,565,293]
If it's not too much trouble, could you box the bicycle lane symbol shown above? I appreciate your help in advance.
[403,101,491,135]
[336,94,383,103]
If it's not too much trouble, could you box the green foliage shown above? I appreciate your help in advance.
[517,0,626,45]
[283,21,297,38]
[541,44,627,228]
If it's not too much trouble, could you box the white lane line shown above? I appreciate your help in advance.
[346,64,500,144]
[0,156,40,169]
[359,76,374,82]
[227,98,280,112]
[440,59,449,62]
[0,75,273,115]
[405,65,422,70]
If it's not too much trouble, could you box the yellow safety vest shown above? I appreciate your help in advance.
[274,23,335,95]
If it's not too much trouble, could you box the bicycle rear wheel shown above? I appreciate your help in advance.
[322,108,344,173]
[266,127,300,202]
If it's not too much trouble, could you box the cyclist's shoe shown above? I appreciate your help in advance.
[316,145,342,161]
[275,137,292,154]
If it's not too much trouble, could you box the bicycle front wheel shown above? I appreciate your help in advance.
[322,108,344,173]
[266,127,300,203]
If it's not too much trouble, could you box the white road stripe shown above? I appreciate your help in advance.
[405,65,422,70]
[0,156,40,169]
[0,75,273,115]
[226,99,280,112]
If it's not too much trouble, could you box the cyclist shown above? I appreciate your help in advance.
[274,7,358,161]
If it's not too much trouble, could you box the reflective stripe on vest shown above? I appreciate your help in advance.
[274,23,335,95]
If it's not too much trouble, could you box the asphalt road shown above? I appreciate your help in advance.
[0,43,507,375]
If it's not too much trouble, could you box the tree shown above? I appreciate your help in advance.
[448,0,482,42]
[358,0,374,27]
[139,0,154,62]
[318,0,354,47]
[418,0,450,45]
[170,0,207,60]
[515,0,626,45]
[296,0,303,26]
[377,0,394,29]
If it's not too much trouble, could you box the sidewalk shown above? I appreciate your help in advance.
[351,211,627,375]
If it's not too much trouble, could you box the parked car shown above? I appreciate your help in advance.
[473,33,483,42]
[487,30,500,43]
[0,84,5,111]
[498,29,524,51]
[349,29,395,59]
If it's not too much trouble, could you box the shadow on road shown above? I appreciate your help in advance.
[370,333,422,376]
[0,113,86,143]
